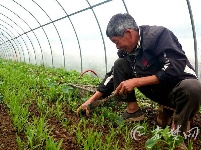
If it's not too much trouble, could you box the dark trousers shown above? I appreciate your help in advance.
[113,58,201,133]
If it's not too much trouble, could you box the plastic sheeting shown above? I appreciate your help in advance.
[0,0,200,78]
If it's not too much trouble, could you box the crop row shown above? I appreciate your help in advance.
[0,59,195,150]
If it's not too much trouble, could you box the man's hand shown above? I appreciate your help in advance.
[114,78,137,96]
[76,91,103,117]
[114,75,160,96]
[76,102,90,117]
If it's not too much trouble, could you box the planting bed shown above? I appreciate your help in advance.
[0,101,200,150]
[0,60,200,150]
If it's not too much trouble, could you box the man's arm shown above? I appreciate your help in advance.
[76,91,103,116]
[76,67,114,116]
[97,66,114,98]
[114,75,160,96]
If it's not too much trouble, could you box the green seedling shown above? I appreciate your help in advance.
[16,136,24,150]
[145,126,184,150]
[45,137,63,150]
[55,100,64,120]
[61,118,70,127]
[25,116,57,149]
[36,97,48,113]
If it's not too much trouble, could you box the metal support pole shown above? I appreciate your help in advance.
[186,0,198,76]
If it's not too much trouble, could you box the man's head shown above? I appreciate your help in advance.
[106,13,139,54]
[106,13,139,37]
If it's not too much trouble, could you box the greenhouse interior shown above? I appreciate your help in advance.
[0,0,200,150]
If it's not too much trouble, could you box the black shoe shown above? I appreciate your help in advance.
[122,109,145,122]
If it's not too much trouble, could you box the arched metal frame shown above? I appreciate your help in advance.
[0,37,5,58]
[0,33,15,59]
[186,0,198,76]
[121,0,129,13]
[54,0,83,72]
[12,0,52,66]
[86,0,109,73]
[0,4,36,63]
[12,0,44,66]
[0,0,199,77]
[0,17,27,62]
[0,27,20,60]
[0,23,24,61]
[0,37,9,59]
[0,0,113,74]
[0,2,48,64]
[32,0,65,67]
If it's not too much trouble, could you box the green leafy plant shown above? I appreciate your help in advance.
[45,137,63,150]
[36,97,48,114]
[55,100,64,120]
[16,136,24,150]
[145,126,184,150]
[25,116,61,149]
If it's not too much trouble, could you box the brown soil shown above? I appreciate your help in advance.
[0,102,200,150]
[0,103,18,150]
